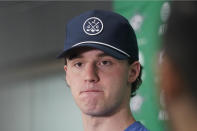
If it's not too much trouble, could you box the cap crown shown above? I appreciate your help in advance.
[58,10,138,60]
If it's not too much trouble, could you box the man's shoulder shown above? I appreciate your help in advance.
[124,121,149,131]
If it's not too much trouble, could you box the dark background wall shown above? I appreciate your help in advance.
[0,1,112,84]
[0,2,112,131]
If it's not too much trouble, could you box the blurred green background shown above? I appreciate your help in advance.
[114,1,169,131]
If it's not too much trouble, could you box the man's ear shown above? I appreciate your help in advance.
[64,65,67,72]
[64,65,70,87]
[128,61,141,83]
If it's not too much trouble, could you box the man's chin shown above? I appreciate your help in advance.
[81,108,114,117]
[82,109,103,117]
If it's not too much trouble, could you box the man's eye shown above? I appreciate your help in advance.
[74,62,83,67]
[100,60,112,66]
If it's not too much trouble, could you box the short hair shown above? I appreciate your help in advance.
[128,59,143,97]
[163,2,197,100]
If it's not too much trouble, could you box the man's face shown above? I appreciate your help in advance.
[64,48,139,117]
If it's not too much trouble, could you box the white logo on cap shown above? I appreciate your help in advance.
[83,17,103,35]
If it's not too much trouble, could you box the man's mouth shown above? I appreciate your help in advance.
[80,89,103,94]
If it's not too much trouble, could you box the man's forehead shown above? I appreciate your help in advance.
[66,47,114,60]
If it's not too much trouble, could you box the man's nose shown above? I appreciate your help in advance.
[83,64,99,83]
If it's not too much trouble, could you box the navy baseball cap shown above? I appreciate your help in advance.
[57,10,139,60]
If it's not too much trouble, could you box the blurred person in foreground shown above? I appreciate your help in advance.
[160,2,197,131]
[57,10,149,131]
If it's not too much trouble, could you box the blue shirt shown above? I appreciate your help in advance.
[124,121,149,131]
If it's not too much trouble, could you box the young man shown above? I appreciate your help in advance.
[160,2,197,131]
[58,10,149,131]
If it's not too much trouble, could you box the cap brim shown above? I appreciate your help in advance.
[56,43,128,60]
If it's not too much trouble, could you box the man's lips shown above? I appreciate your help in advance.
[80,89,103,94]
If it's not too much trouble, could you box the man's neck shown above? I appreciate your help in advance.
[82,106,135,131]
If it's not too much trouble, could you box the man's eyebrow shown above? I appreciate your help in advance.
[68,53,82,60]
[97,52,111,58]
